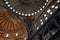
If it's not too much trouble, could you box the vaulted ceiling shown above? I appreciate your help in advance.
[0,0,59,40]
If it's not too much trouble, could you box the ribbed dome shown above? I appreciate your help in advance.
[4,0,48,16]
[7,0,45,13]
[0,6,28,39]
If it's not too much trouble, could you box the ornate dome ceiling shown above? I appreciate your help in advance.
[0,0,60,40]
[0,6,28,40]
[0,0,52,40]
[4,0,49,16]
